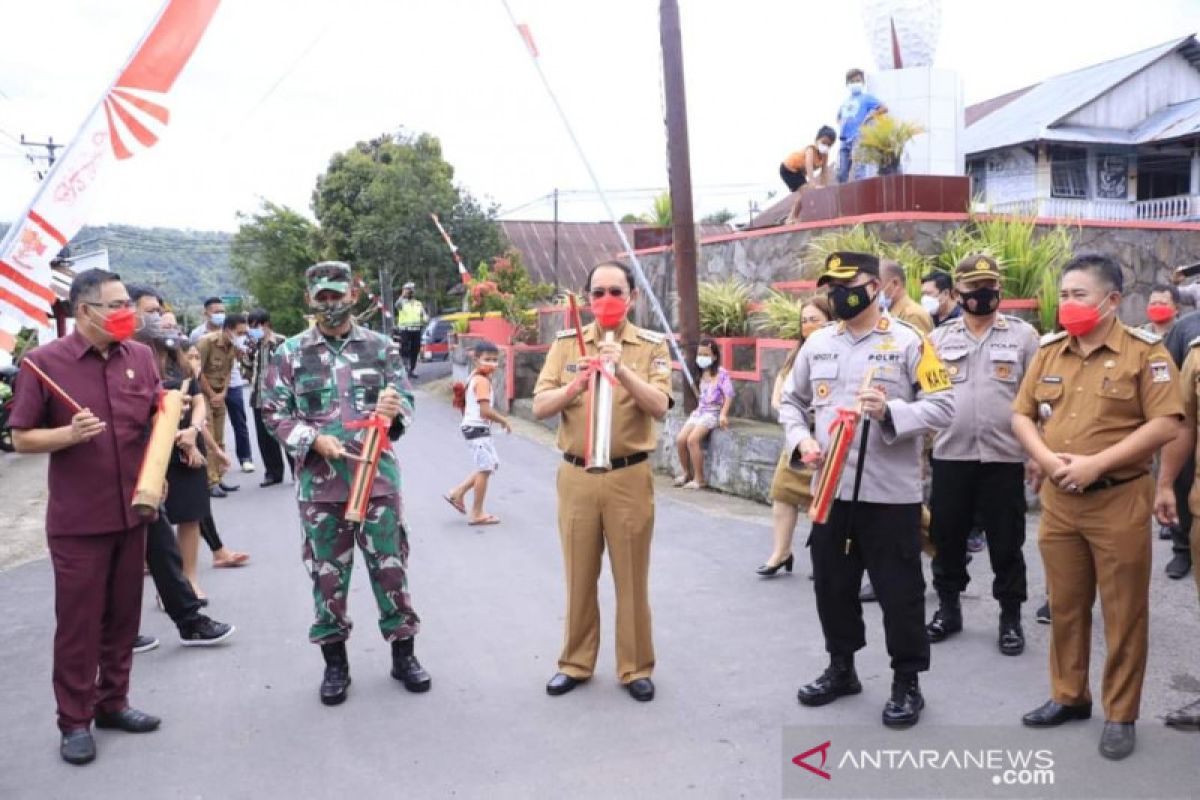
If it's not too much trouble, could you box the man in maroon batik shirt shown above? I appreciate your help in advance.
[10,269,164,766]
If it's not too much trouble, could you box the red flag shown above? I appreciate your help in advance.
[0,0,222,331]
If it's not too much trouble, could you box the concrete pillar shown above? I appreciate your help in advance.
[1190,142,1200,196]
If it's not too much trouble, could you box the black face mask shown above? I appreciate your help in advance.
[829,283,875,320]
[960,286,1000,316]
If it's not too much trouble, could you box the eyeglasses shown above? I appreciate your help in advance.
[590,287,626,299]
[85,300,135,311]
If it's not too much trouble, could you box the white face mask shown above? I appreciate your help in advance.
[695,356,714,369]
[921,295,941,315]
[816,143,830,155]
[848,81,864,95]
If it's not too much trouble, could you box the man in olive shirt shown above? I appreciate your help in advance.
[197,312,248,496]
[878,259,934,334]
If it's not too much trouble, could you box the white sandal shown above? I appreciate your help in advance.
[673,475,689,487]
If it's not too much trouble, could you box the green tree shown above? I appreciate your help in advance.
[311,131,506,313]
[229,200,319,336]
[701,209,736,225]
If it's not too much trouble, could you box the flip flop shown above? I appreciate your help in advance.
[444,495,466,515]
[468,515,501,526]
[213,551,250,568]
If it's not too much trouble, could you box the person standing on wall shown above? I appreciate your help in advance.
[835,68,887,184]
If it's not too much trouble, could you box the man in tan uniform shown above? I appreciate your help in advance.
[533,260,673,702]
[198,312,249,495]
[878,259,934,334]
[1012,253,1182,761]
[1151,338,1200,732]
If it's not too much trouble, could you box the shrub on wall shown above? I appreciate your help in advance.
[752,290,805,339]
[698,278,752,337]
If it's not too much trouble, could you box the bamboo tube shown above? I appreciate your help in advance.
[131,390,183,517]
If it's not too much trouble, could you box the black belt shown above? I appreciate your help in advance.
[1082,473,1147,494]
[563,452,648,470]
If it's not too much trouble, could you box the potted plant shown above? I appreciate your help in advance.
[852,116,926,176]
[698,278,752,337]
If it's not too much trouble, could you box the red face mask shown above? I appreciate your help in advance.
[99,307,138,341]
[591,294,628,329]
[476,363,496,375]
[1058,299,1107,337]
[1146,303,1176,324]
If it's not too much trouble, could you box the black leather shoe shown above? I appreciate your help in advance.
[1166,553,1192,580]
[546,672,585,696]
[797,659,862,707]
[882,675,924,728]
[1022,699,1092,727]
[626,678,655,702]
[60,729,95,765]
[390,638,431,693]
[1099,721,1136,760]
[218,482,240,492]
[208,485,227,498]
[999,619,1025,656]
[94,707,161,733]
[320,642,351,706]
[756,554,794,577]
[1164,697,1200,731]
[259,477,282,488]
[926,602,962,643]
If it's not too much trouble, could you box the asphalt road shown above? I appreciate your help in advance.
[1,371,1197,799]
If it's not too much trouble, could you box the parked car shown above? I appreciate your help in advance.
[420,317,456,362]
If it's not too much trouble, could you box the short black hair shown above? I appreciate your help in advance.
[203,296,223,309]
[473,340,500,357]
[222,312,247,330]
[127,284,163,306]
[1062,253,1123,294]
[247,307,271,326]
[817,125,837,142]
[585,260,635,293]
[922,271,953,293]
[69,269,122,310]
[696,337,721,373]
[846,68,865,83]
[1149,283,1180,305]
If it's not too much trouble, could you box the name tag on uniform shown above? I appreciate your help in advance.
[1040,376,1062,384]
[1150,361,1171,383]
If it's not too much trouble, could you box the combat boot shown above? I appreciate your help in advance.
[320,642,351,706]
[797,654,861,706]
[925,591,962,642]
[882,672,924,729]
[391,637,432,693]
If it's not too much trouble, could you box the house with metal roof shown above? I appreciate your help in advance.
[964,34,1200,221]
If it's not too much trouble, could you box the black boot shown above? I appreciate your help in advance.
[319,642,351,706]
[797,654,861,707]
[999,608,1024,656]
[925,592,962,642]
[882,672,924,729]
[391,638,432,693]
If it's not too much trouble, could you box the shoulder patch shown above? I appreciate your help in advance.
[1189,335,1200,350]
[1124,324,1162,345]
[556,328,578,339]
[1039,330,1068,347]
[637,329,666,344]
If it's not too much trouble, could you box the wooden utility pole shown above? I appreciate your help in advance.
[660,0,700,412]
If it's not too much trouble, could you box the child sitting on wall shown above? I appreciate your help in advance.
[673,339,734,490]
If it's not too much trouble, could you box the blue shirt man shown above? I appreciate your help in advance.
[836,67,886,183]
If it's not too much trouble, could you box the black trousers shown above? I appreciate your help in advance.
[225,385,253,463]
[810,500,929,674]
[253,406,287,481]
[145,516,201,629]
[199,513,223,554]
[929,459,1028,610]
[1172,455,1194,560]
[399,329,422,374]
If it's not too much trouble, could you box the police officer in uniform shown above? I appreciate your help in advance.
[394,281,427,376]
[264,261,431,705]
[781,251,954,728]
[533,260,673,702]
[926,255,1039,655]
[1150,335,1200,732]
[1012,253,1181,760]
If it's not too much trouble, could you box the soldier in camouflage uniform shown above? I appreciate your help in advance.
[263,261,431,706]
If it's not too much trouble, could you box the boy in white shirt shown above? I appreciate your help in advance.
[445,341,511,525]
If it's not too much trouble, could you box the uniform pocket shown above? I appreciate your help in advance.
[941,349,969,383]
[351,372,384,413]
[296,376,336,415]
[1032,382,1063,402]
[988,349,1019,383]
[811,361,839,406]
[1097,374,1136,402]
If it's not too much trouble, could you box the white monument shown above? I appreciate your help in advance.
[860,0,963,177]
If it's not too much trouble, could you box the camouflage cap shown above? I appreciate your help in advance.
[955,254,1002,282]
[306,261,352,296]
[816,251,880,286]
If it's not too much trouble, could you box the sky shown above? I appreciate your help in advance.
[0,0,1197,233]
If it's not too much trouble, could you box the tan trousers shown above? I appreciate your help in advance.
[555,459,655,683]
[1039,477,1152,722]
[206,400,227,487]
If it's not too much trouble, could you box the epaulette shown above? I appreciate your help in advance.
[1124,324,1162,345]
[1040,330,1068,347]
[1189,335,1200,349]
[556,328,577,339]
[637,329,666,344]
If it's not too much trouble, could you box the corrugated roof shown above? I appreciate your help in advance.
[964,35,1195,155]
[964,84,1037,127]
[500,220,730,287]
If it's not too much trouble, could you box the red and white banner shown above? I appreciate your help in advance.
[0,0,222,330]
